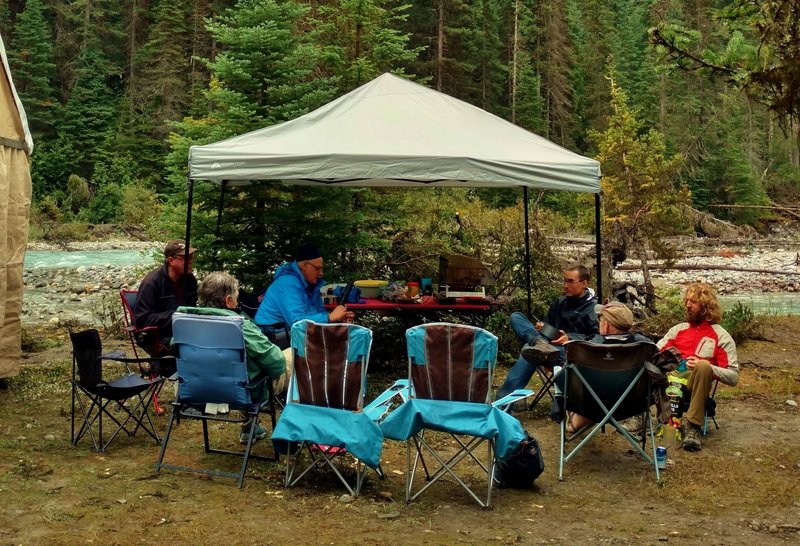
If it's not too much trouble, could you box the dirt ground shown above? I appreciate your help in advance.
[1,318,799,545]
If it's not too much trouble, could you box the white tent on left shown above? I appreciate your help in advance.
[186,73,605,301]
[0,34,33,383]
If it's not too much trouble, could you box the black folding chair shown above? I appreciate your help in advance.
[70,329,166,452]
[558,340,660,481]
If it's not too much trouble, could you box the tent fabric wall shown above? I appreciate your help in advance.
[0,36,33,380]
[189,73,600,193]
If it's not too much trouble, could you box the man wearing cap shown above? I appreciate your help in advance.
[133,239,198,356]
[564,301,651,432]
[254,244,353,338]
[496,265,598,400]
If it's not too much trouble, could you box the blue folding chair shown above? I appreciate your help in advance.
[381,323,526,507]
[272,320,381,496]
[154,313,278,488]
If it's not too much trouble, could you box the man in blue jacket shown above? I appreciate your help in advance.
[496,264,598,399]
[255,244,353,340]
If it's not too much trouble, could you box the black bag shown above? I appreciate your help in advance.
[495,432,545,489]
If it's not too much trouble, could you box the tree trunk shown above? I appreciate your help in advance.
[636,239,656,311]
[436,0,444,92]
[510,0,519,124]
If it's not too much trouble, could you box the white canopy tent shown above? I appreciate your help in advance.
[186,73,604,304]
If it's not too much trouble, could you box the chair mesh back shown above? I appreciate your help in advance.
[120,290,137,322]
[292,322,368,410]
[172,313,250,407]
[70,329,104,394]
[407,323,496,403]
[564,341,658,420]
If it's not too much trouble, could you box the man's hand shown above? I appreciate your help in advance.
[328,305,351,323]
[551,330,569,345]
[685,356,708,369]
[535,321,544,330]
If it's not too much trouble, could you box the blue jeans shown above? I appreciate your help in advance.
[496,312,565,399]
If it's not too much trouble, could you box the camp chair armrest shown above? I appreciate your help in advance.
[493,389,534,411]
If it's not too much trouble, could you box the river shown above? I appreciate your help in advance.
[24,249,153,269]
[19,248,800,328]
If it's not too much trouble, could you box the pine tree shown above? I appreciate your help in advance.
[8,0,58,139]
[310,0,423,92]
[591,77,690,309]
[165,0,344,283]
[60,47,117,178]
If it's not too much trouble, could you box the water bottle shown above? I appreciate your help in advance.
[656,446,667,469]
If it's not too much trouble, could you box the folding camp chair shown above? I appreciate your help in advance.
[272,320,380,496]
[119,289,173,414]
[673,377,719,437]
[522,365,557,412]
[154,312,278,488]
[380,323,526,507]
[703,379,720,435]
[558,340,660,481]
[70,329,166,452]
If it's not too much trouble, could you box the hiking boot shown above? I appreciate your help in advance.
[240,423,268,445]
[521,339,560,365]
[682,422,702,452]
[621,414,643,434]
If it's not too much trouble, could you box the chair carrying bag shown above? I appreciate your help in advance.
[496,431,545,489]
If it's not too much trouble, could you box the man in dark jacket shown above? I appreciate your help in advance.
[133,239,198,356]
[496,265,598,399]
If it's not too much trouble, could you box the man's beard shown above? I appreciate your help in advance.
[687,309,702,324]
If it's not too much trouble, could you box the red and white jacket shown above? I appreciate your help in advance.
[656,320,739,386]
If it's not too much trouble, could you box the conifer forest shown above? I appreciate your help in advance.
[3,1,800,287]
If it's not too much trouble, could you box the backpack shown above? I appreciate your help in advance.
[495,431,545,489]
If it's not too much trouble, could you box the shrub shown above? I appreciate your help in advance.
[80,183,123,223]
[65,174,90,213]
[637,285,685,339]
[91,292,126,339]
[722,302,765,345]
[121,182,161,226]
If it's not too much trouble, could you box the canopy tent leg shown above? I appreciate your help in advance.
[215,181,228,239]
[523,187,532,317]
[183,177,194,280]
[595,192,603,302]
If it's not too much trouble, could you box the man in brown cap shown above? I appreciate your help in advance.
[560,301,651,432]
[133,239,198,357]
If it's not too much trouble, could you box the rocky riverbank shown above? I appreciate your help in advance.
[23,240,162,326]
[20,238,800,327]
[614,246,800,294]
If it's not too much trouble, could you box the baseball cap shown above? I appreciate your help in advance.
[594,301,634,330]
[164,239,197,259]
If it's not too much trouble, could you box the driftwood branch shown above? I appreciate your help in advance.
[708,203,800,221]
[616,263,798,275]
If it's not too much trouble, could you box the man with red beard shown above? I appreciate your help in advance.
[657,282,739,451]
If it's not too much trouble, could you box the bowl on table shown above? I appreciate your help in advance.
[353,280,388,299]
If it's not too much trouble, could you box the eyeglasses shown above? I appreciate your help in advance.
[303,262,323,273]
[563,278,584,284]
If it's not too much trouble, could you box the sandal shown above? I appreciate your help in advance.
[567,412,592,434]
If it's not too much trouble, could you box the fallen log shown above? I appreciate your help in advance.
[616,263,798,275]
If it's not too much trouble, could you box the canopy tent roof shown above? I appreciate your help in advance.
[189,73,600,192]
